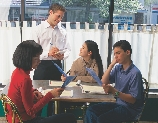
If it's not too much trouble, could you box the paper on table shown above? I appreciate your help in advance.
[42,89,71,97]
[85,67,102,86]
[52,61,67,77]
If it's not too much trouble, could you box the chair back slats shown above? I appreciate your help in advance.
[0,93,23,123]
[136,78,149,122]
[142,77,149,102]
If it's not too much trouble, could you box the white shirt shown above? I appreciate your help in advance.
[30,21,71,60]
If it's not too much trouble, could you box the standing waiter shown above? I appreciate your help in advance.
[30,3,70,80]
[30,3,71,116]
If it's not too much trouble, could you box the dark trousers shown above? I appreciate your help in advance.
[33,60,62,116]
[85,102,136,123]
[23,113,77,123]
[33,60,62,80]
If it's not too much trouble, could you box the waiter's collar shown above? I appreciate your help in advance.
[44,20,60,29]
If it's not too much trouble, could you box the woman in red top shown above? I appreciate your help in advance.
[7,40,76,123]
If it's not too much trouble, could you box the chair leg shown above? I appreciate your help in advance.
[12,112,15,123]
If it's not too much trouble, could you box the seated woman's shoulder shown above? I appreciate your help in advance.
[73,57,82,62]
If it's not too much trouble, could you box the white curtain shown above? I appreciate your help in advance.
[0,21,158,89]
[65,22,109,73]
[113,24,157,88]
[22,21,37,80]
[0,21,21,85]
[21,22,109,79]
[149,31,158,88]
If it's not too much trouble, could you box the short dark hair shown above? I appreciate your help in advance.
[13,40,43,71]
[49,3,66,13]
[113,40,132,55]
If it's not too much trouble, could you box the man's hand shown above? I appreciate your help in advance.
[50,88,64,97]
[54,53,64,60]
[110,58,117,67]
[61,74,66,81]
[33,91,43,102]
[48,47,59,57]
[102,84,116,94]
[48,47,64,60]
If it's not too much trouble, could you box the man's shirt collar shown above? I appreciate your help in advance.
[119,61,134,74]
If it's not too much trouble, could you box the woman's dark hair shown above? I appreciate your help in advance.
[113,40,132,55]
[13,40,43,71]
[85,40,103,79]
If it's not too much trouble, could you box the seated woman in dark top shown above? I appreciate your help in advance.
[7,40,76,123]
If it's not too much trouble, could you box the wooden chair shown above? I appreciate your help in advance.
[122,77,149,123]
[0,93,23,123]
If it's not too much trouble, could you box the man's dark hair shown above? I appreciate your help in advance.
[13,40,43,71]
[49,3,66,13]
[113,40,132,55]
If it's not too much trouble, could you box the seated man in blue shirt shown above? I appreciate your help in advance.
[85,40,144,123]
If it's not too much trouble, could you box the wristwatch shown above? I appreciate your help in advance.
[114,91,120,97]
